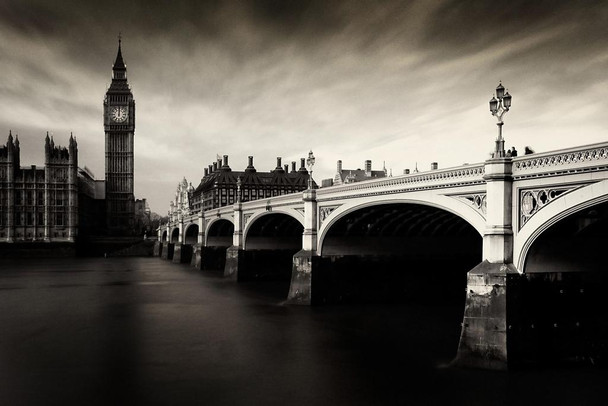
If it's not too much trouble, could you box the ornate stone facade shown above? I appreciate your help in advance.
[0,132,78,242]
[168,178,194,222]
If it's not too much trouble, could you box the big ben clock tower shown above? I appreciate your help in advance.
[104,37,135,235]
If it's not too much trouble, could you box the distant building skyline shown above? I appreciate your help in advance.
[329,159,387,187]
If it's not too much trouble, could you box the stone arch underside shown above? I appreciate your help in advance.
[321,202,482,257]
[184,223,198,245]
[241,212,304,283]
[308,202,484,360]
[244,212,304,250]
[317,194,485,251]
[170,228,179,243]
[316,202,482,305]
[201,219,235,271]
[206,219,234,247]
[513,200,608,364]
[161,230,167,242]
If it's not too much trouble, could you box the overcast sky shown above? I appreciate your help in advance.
[1,0,608,214]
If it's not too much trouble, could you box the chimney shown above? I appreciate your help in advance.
[223,155,229,167]
[365,160,372,176]
[337,160,342,172]
[204,168,209,176]
[276,157,282,169]
[431,162,438,170]
[404,169,410,175]
[291,161,296,172]
[213,162,218,172]
[299,158,307,173]
[208,164,213,174]
[246,156,256,172]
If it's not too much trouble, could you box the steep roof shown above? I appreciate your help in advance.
[113,39,126,71]
[336,169,386,183]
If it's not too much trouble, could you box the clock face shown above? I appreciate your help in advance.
[111,106,128,123]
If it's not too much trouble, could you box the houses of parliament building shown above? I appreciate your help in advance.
[0,40,140,243]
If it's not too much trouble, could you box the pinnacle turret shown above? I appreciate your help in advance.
[113,36,126,71]
[112,35,127,81]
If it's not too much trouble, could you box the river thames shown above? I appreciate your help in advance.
[0,257,605,405]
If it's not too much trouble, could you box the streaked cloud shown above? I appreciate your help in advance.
[1,0,607,213]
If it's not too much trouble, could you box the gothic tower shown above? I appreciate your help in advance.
[104,37,135,235]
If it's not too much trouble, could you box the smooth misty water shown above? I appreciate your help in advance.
[0,257,605,406]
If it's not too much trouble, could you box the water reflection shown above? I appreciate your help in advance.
[0,257,605,405]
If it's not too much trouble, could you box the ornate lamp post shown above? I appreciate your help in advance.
[306,150,316,189]
[236,175,242,203]
[489,82,512,158]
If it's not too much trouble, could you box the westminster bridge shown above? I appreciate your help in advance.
[156,140,608,369]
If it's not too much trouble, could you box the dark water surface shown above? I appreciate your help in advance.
[0,257,605,405]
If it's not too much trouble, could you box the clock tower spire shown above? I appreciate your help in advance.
[113,34,126,79]
[104,36,135,235]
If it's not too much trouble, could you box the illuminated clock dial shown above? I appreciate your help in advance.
[111,106,128,123]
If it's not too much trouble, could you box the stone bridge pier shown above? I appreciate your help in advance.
[452,155,518,370]
[190,213,205,269]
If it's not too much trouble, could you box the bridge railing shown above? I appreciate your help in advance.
[316,162,486,198]
[512,141,608,179]
[240,193,304,211]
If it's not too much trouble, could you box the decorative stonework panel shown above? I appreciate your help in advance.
[519,185,580,229]
[319,205,340,224]
[452,194,487,218]
[243,213,252,227]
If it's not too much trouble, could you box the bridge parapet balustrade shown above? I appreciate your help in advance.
[239,193,304,211]
[513,141,608,180]
[184,213,198,224]
[316,163,486,200]
[214,206,234,218]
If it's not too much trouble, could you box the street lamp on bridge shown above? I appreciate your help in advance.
[306,150,316,189]
[236,176,242,203]
[489,82,512,158]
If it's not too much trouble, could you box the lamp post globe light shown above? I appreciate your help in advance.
[306,150,316,189]
[489,82,512,158]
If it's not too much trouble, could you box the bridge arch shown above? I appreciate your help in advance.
[314,200,482,307]
[240,211,304,283]
[161,230,168,243]
[170,228,180,243]
[515,179,608,271]
[243,210,304,250]
[184,223,199,245]
[513,180,608,364]
[318,195,484,255]
[205,218,234,247]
